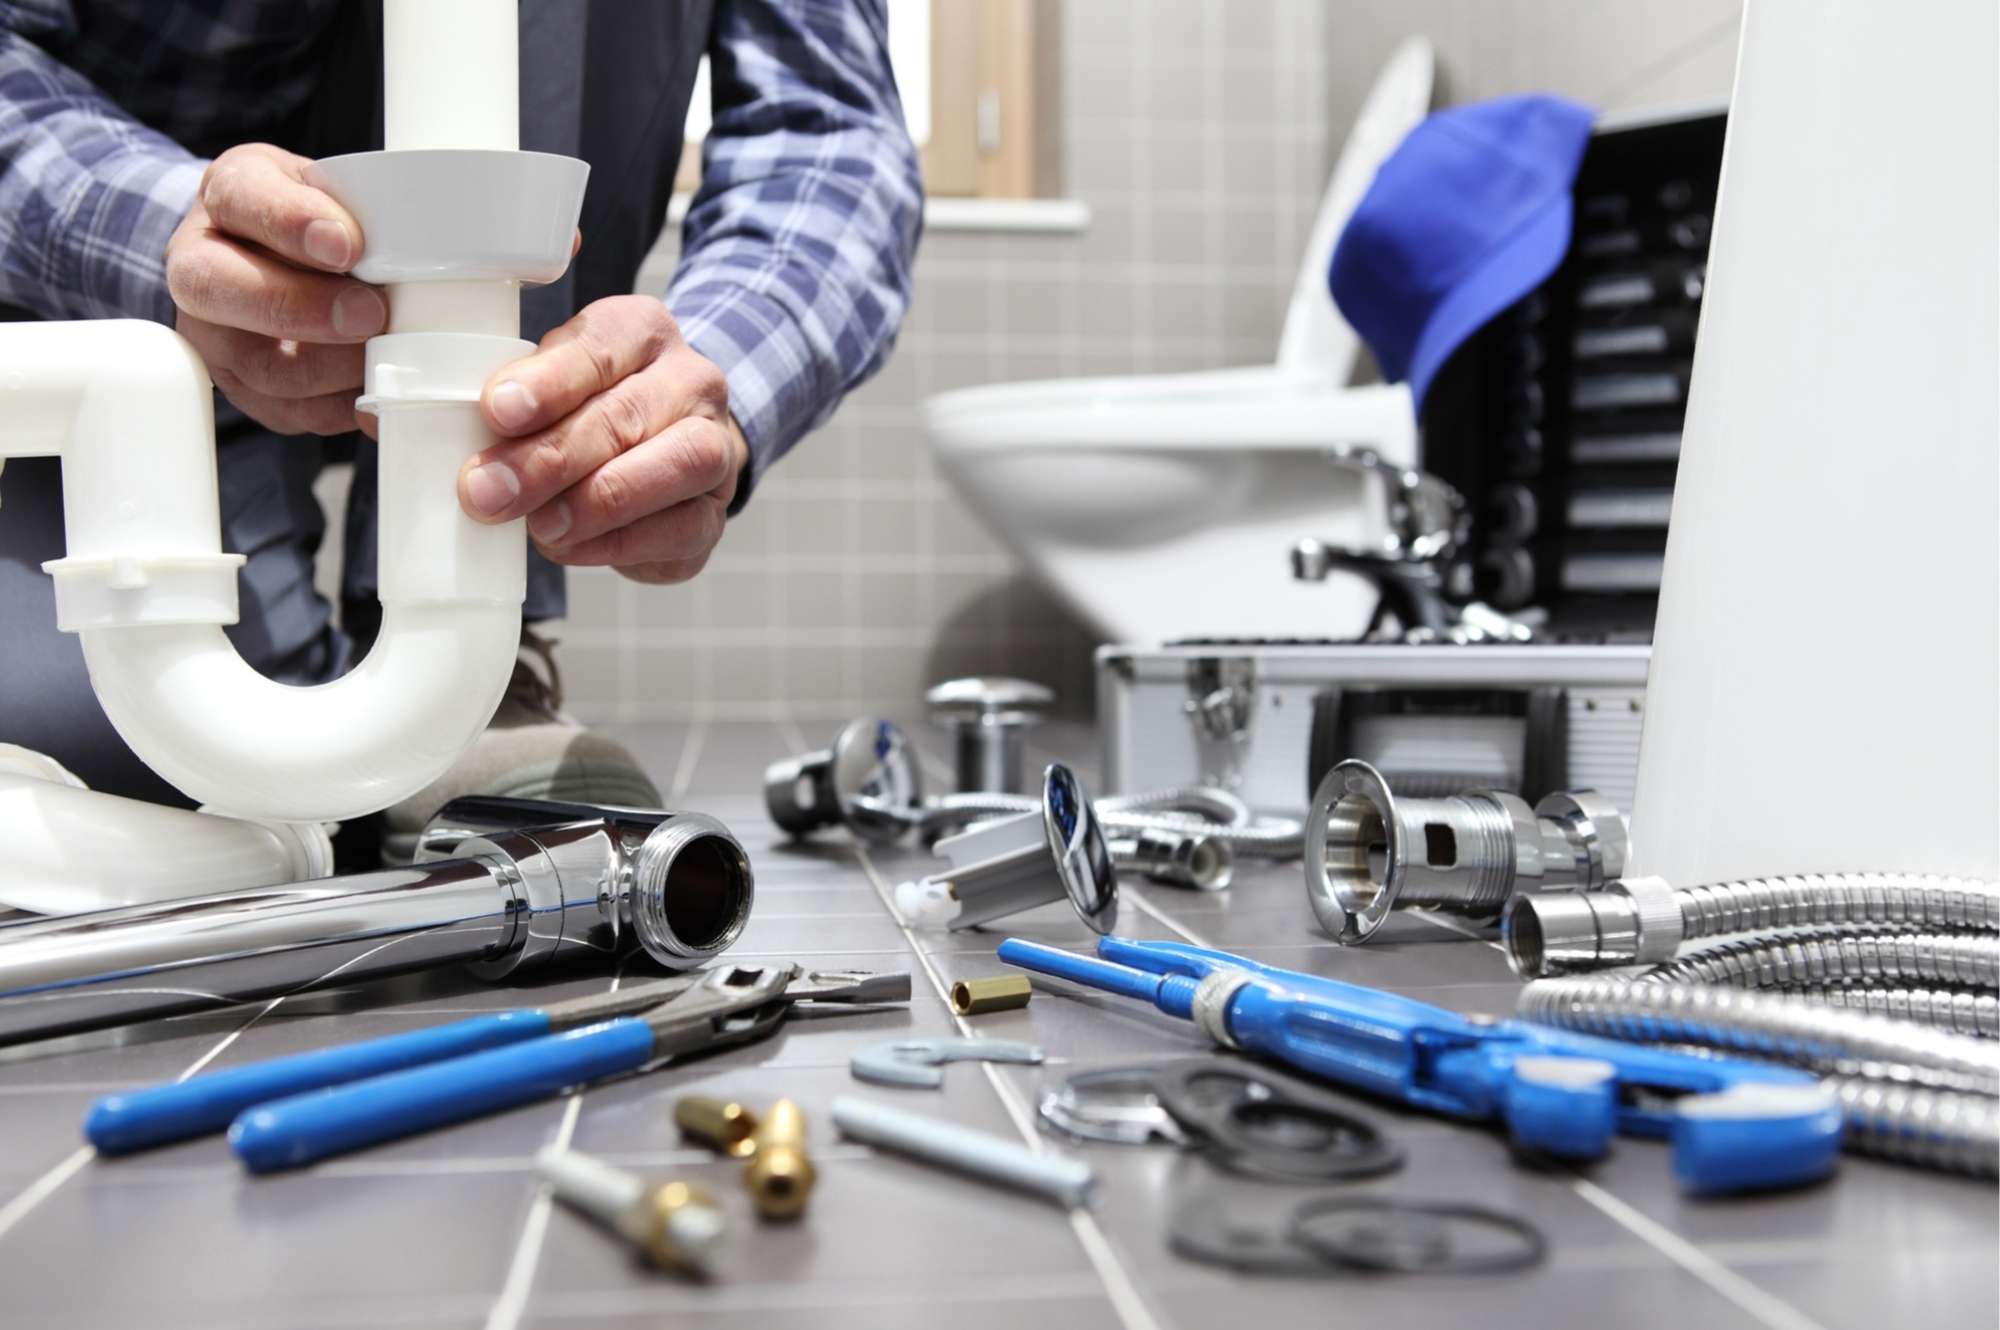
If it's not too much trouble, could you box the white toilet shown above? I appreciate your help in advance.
[925,38,1435,644]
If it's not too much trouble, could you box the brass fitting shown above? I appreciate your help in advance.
[951,975,1033,1015]
[618,1180,726,1274]
[745,1098,816,1220]
[675,1094,760,1158]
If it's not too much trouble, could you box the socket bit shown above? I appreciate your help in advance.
[535,1145,725,1275]
[951,975,1033,1015]
[675,1095,760,1158]
[745,1098,816,1220]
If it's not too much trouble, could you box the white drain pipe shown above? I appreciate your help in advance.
[0,746,332,913]
[0,0,587,827]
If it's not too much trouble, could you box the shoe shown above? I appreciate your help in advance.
[378,628,663,864]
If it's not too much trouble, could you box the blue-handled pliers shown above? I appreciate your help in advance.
[998,935,1842,1195]
[86,964,909,1168]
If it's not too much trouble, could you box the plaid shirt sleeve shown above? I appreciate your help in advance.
[670,0,923,489]
[0,11,204,323]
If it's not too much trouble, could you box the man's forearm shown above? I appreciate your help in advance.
[668,0,924,495]
[0,28,203,322]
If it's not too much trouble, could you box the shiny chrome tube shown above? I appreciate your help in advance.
[0,799,754,1046]
[919,787,1303,860]
[0,851,518,1045]
[1504,872,2000,977]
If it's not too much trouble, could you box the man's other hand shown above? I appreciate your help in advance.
[165,143,382,436]
[458,295,749,584]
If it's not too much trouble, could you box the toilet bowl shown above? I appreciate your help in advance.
[925,38,1435,644]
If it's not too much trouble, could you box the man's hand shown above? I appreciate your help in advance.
[165,143,384,436]
[459,295,749,584]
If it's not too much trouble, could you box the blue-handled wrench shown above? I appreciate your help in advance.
[997,936,1842,1194]
[86,965,907,1160]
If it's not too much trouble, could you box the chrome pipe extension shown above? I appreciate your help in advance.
[1304,759,1626,944]
[0,800,753,1045]
[920,786,1301,861]
[1108,828,1233,892]
[1502,872,2000,978]
[763,718,923,845]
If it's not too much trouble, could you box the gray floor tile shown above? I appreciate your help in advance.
[0,716,1989,1330]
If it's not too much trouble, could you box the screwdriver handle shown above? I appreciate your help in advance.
[229,1018,656,1172]
[84,1010,551,1154]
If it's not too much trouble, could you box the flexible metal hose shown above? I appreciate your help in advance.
[1798,987,2000,1038]
[1505,871,2000,977]
[1674,873,2000,941]
[920,788,1304,860]
[1643,929,1999,992]
[1640,1041,1999,1176]
[1518,977,2000,1095]
[1823,1074,2000,1176]
[1520,979,2000,1175]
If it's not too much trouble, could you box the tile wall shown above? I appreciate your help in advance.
[433,0,1747,725]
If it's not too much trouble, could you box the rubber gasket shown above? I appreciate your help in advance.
[1153,1062,1404,1183]
[1288,1197,1548,1275]
[1167,1193,1332,1275]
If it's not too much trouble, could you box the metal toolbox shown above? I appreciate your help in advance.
[1096,642,1650,814]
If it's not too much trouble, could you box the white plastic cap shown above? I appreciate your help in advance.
[894,878,960,929]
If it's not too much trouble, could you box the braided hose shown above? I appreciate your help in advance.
[1675,873,2000,941]
[1517,977,2000,1096]
[919,788,1304,860]
[1643,929,1999,992]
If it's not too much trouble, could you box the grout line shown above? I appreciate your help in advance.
[0,1147,90,1246]
[482,959,630,1330]
[0,993,287,1245]
[1568,1178,1831,1330]
[852,845,1162,1330]
[668,718,709,803]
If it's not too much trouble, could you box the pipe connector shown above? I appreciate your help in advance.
[894,764,1118,933]
[1501,875,1683,977]
[1304,759,1627,944]
[1109,828,1234,891]
[926,676,1054,794]
[763,718,922,844]
[416,795,754,972]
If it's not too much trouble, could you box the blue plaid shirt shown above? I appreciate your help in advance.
[0,0,921,477]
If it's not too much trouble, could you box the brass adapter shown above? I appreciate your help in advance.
[951,974,1032,1015]
[675,1095,760,1158]
[617,1179,726,1274]
[744,1098,816,1220]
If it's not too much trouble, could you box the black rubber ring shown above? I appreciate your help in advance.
[1288,1197,1548,1275]
[1167,1193,1332,1275]
[1154,1062,1404,1183]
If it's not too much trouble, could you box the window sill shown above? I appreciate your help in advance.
[666,193,1090,235]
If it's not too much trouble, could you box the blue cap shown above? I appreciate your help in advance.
[1329,95,1595,410]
